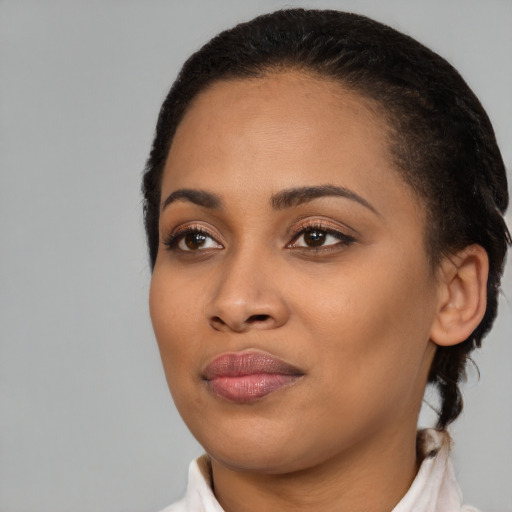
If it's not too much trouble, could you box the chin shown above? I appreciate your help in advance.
[209,444,312,475]
[193,413,345,476]
[187,414,311,474]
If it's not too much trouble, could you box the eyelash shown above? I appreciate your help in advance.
[287,222,356,251]
[163,225,221,252]
[163,222,356,254]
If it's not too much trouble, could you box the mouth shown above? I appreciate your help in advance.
[202,350,305,403]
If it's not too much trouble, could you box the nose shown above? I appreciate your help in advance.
[205,251,290,333]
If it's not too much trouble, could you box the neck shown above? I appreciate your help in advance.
[210,422,420,512]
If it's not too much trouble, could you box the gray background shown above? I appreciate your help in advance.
[1,1,510,511]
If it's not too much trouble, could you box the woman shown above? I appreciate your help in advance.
[142,9,509,512]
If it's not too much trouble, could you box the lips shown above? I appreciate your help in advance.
[202,351,304,403]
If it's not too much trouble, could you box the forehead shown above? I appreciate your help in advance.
[170,71,390,167]
[162,71,421,221]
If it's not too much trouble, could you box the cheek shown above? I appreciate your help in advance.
[297,253,437,397]
[149,269,210,425]
[149,266,203,378]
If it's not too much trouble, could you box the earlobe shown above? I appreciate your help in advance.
[430,244,489,347]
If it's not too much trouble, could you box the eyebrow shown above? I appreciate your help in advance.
[271,184,379,215]
[162,189,222,211]
[161,184,379,215]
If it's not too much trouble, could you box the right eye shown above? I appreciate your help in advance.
[165,228,223,252]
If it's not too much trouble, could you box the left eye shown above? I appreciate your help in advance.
[174,231,223,251]
[290,228,353,249]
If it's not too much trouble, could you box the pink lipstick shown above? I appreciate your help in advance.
[202,351,304,403]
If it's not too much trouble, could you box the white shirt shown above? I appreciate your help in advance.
[161,429,479,512]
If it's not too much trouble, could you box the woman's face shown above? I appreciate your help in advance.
[150,72,440,474]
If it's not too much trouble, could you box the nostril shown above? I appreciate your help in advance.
[208,313,276,332]
[212,316,226,326]
[247,314,271,323]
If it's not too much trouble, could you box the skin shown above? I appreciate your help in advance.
[149,72,462,512]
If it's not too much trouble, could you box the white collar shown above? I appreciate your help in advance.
[163,429,478,512]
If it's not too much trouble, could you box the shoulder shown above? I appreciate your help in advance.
[393,429,481,512]
[158,455,223,512]
[159,498,188,512]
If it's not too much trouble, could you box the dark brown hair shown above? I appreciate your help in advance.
[142,9,510,429]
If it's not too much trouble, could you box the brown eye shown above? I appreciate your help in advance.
[184,232,207,250]
[171,230,223,252]
[289,225,356,251]
[303,229,326,247]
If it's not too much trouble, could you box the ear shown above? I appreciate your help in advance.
[430,244,489,347]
